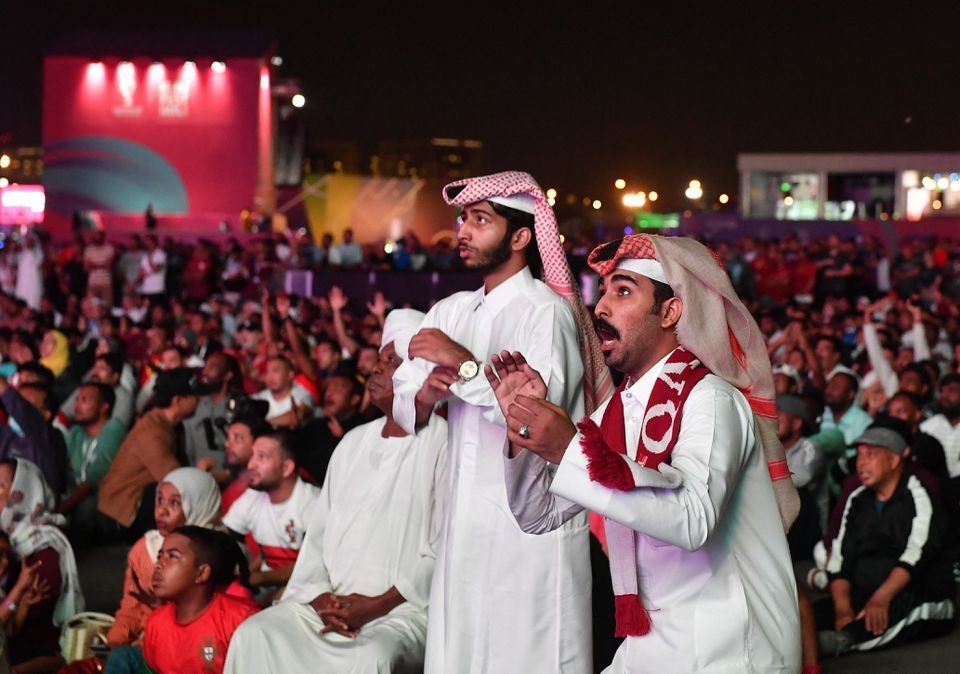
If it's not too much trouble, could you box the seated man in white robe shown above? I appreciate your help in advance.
[225,309,447,674]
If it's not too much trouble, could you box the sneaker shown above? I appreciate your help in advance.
[817,630,853,658]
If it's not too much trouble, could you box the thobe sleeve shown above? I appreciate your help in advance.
[501,398,613,534]
[550,382,753,551]
[282,449,336,603]
[392,305,444,435]
[394,419,447,609]
[449,301,583,425]
[503,446,585,534]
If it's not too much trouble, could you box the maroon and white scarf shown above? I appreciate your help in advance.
[578,347,709,636]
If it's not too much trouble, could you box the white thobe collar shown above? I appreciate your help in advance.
[469,266,535,317]
[620,349,678,459]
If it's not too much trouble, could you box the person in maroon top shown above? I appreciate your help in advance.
[182,241,216,302]
[0,458,84,670]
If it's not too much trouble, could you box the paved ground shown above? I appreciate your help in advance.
[76,544,958,672]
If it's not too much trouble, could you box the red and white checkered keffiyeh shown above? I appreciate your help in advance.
[442,171,614,414]
[584,233,800,638]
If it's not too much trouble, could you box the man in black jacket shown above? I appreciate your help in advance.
[817,419,955,656]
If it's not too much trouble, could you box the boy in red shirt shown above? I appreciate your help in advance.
[144,526,258,673]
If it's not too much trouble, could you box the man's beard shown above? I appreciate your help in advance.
[249,477,278,492]
[942,404,960,420]
[461,230,513,274]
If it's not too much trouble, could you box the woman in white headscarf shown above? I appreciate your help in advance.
[0,458,84,668]
[106,467,222,647]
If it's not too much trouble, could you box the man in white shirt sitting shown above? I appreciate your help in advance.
[225,309,447,674]
[222,428,321,595]
[920,373,960,481]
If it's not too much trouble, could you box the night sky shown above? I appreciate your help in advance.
[4,1,958,211]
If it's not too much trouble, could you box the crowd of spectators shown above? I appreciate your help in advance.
[0,225,959,671]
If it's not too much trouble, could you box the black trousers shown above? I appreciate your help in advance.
[813,589,954,651]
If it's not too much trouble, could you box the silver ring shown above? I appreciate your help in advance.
[518,424,531,439]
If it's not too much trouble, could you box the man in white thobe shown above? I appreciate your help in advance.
[225,310,447,674]
[488,234,801,673]
[393,172,592,673]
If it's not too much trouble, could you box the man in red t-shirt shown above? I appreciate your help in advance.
[144,527,257,674]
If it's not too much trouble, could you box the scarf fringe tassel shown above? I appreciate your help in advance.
[614,594,651,637]
[578,418,634,491]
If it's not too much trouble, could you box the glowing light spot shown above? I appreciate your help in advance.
[685,179,703,200]
[291,94,305,108]
[614,179,626,190]
[933,199,943,210]
[784,196,795,206]
[592,200,602,210]
[211,61,226,73]
[718,193,729,204]
[648,191,658,202]
[0,155,9,169]
[86,62,106,83]
[546,188,557,199]
[148,62,166,84]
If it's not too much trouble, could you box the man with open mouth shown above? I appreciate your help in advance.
[487,234,802,673]
[391,171,608,673]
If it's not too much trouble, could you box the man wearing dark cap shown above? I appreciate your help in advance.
[96,368,214,540]
[817,419,955,656]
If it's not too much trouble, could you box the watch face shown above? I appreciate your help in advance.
[459,360,480,380]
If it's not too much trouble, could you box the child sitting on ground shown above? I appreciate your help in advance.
[143,526,258,674]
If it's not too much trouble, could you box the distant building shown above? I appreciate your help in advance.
[738,152,960,222]
[375,138,483,182]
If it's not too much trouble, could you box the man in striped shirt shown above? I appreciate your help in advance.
[817,419,955,657]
